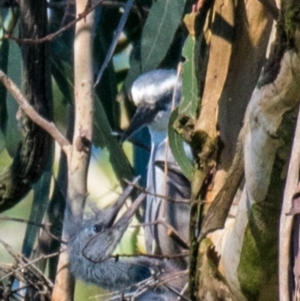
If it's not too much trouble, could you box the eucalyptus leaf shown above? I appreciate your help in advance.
[22,154,53,258]
[5,37,22,157]
[168,107,193,180]
[51,58,73,103]
[0,6,18,134]
[141,0,186,72]
[0,129,5,153]
[180,35,199,119]
[93,7,119,129]
[93,98,133,183]
[50,25,133,183]
[0,38,8,133]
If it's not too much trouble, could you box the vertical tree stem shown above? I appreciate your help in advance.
[51,1,94,300]
[69,0,94,217]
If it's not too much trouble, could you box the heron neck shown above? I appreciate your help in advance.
[149,128,167,146]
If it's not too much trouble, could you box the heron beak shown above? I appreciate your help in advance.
[101,177,141,228]
[99,192,146,256]
[83,181,146,262]
[120,103,159,142]
[114,193,146,229]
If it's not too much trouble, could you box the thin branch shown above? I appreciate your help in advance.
[132,219,189,249]
[0,238,58,286]
[96,251,189,263]
[0,70,71,153]
[4,0,101,44]
[124,179,204,205]
[5,0,148,45]
[162,283,189,301]
[92,269,189,301]
[0,215,65,243]
[46,0,149,14]
[0,252,57,285]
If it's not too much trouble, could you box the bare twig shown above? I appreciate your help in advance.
[133,219,189,249]
[46,0,149,14]
[0,215,65,243]
[0,238,57,287]
[91,269,189,301]
[0,70,71,153]
[5,0,148,45]
[5,0,101,44]
[124,179,201,204]
[84,251,189,264]
[0,257,54,286]
[163,283,189,301]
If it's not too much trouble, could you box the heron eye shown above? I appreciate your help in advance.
[92,224,103,233]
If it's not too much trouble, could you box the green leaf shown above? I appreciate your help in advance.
[0,39,9,133]
[51,59,133,184]
[180,35,199,119]
[140,0,186,72]
[93,98,133,182]
[22,154,53,258]
[168,107,193,180]
[52,12,133,181]
[93,8,119,129]
[0,6,18,134]
[51,58,73,103]
[5,39,22,157]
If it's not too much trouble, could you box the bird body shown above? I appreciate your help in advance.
[145,138,191,268]
[123,69,192,299]
[67,69,191,300]
[126,69,191,263]
[67,213,152,291]
[66,188,158,292]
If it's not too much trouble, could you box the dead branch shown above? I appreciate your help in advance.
[0,70,71,153]
[124,179,203,204]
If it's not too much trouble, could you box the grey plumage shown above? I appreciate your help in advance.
[122,69,192,300]
[66,190,159,291]
[146,139,191,269]
[121,69,182,143]
[124,69,191,263]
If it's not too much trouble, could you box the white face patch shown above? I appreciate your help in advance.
[130,69,182,106]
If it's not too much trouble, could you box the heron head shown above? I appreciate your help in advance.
[121,69,181,142]
[67,183,146,263]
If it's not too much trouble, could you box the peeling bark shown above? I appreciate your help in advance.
[195,0,300,300]
[209,50,300,301]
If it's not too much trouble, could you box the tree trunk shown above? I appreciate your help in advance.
[193,0,300,300]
